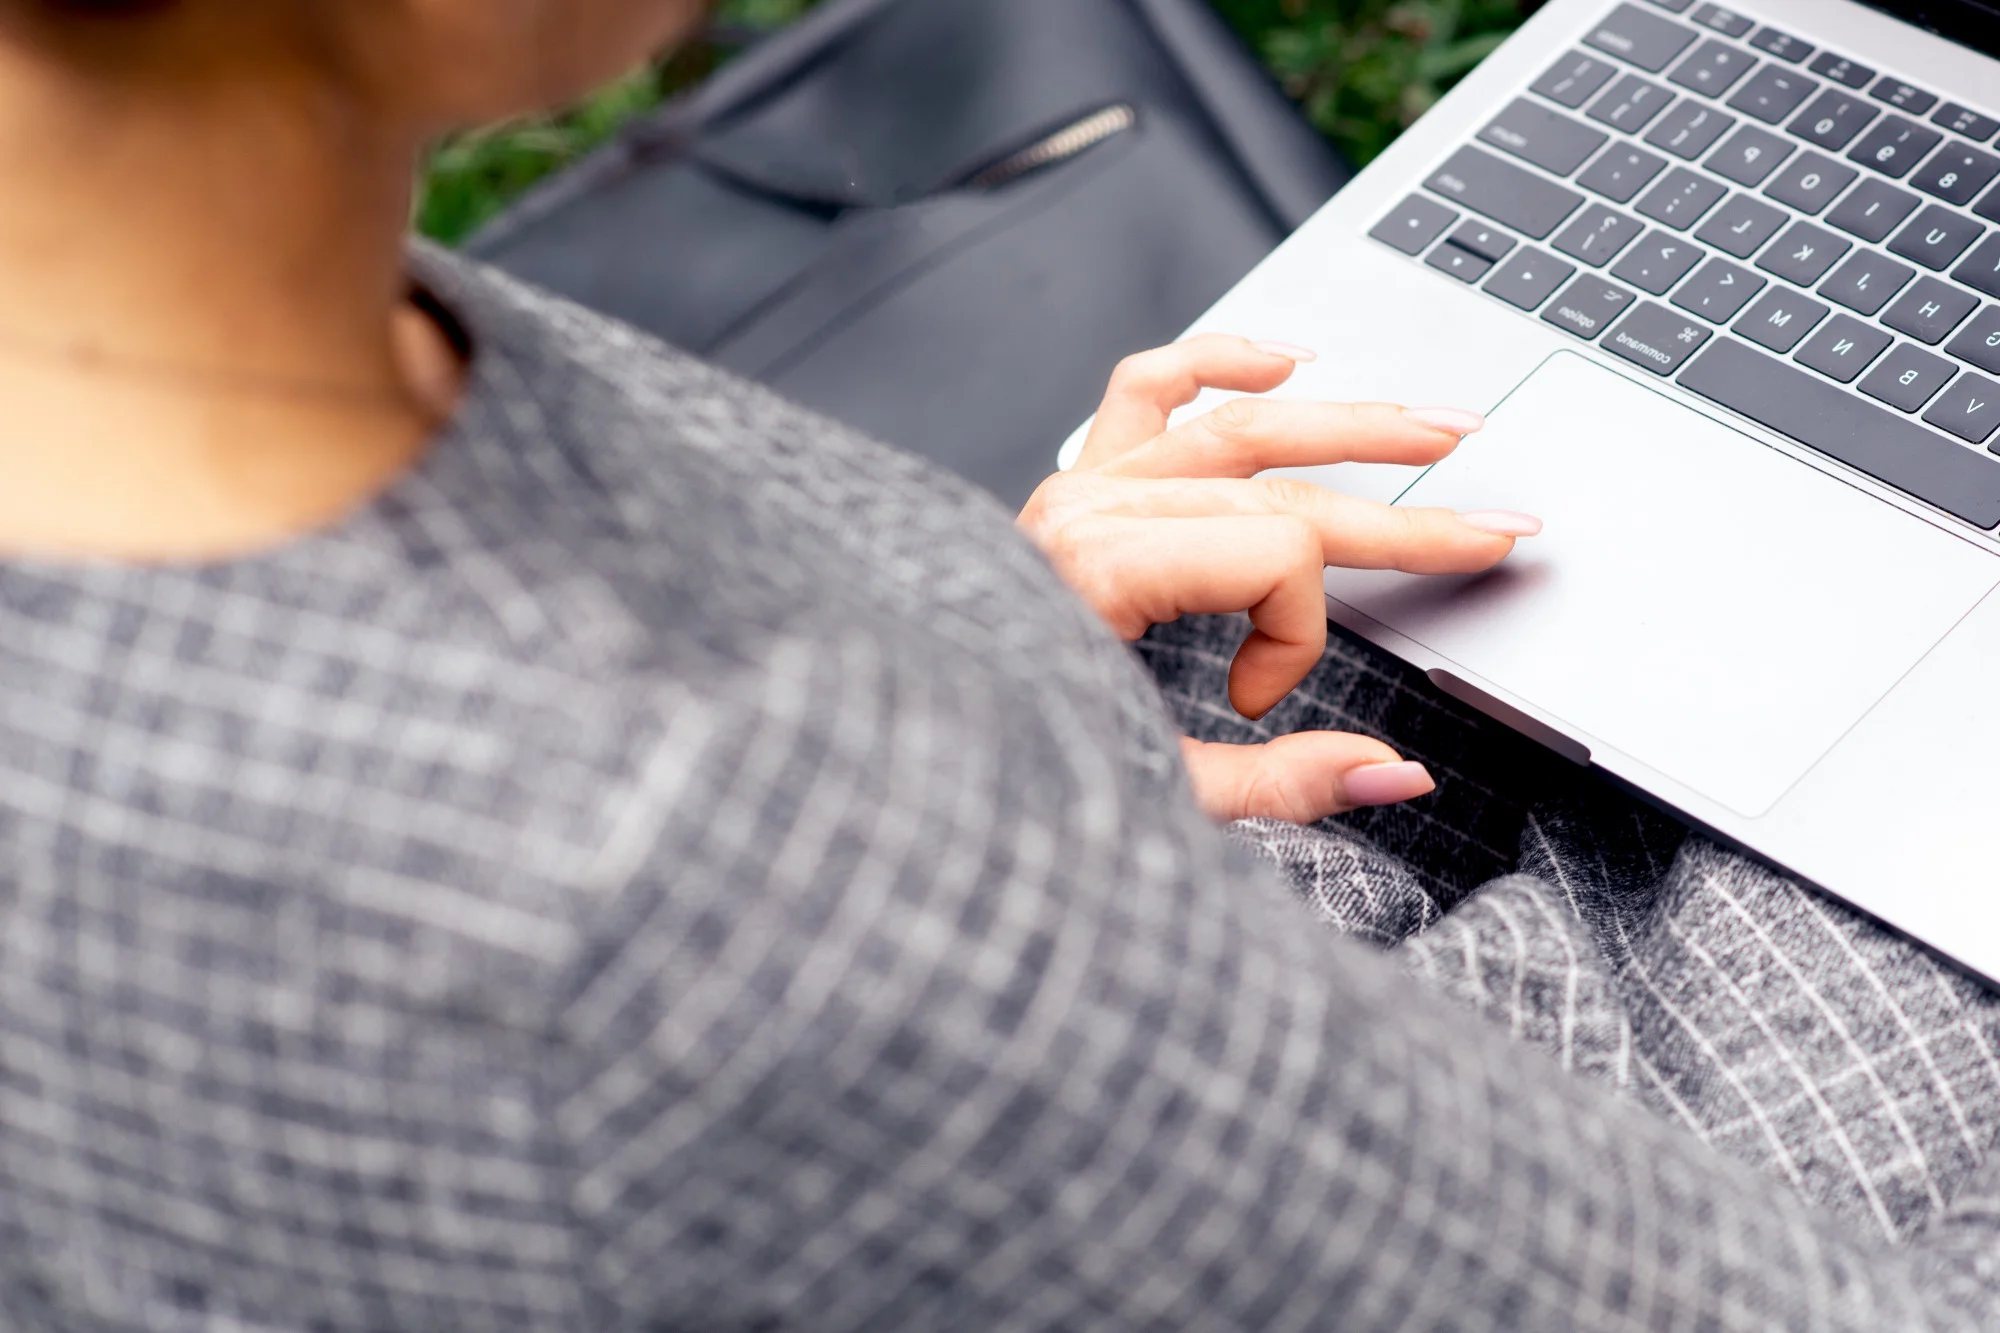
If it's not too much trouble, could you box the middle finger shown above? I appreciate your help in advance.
[1065,473,1540,574]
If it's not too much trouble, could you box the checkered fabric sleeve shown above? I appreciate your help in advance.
[0,248,1993,1330]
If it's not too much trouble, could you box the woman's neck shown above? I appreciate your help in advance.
[0,38,458,562]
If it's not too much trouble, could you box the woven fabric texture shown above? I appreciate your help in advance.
[0,248,1994,1330]
[1148,615,2000,1251]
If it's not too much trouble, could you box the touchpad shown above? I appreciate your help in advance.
[1324,351,2000,817]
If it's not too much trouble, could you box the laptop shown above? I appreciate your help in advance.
[1068,0,2000,981]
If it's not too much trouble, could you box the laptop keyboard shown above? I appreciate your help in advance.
[1368,0,2000,531]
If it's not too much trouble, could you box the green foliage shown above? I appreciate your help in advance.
[1210,0,1527,165]
[415,0,819,245]
[415,0,1527,245]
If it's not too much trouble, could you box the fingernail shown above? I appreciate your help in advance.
[1252,340,1319,363]
[1405,407,1486,436]
[1458,510,1544,538]
[1343,761,1436,809]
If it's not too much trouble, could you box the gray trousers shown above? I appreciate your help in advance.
[1142,615,2000,1245]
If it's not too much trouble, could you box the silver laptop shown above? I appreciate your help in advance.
[1079,0,2000,980]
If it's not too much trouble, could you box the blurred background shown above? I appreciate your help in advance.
[418,0,1529,246]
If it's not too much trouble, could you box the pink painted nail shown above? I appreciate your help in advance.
[1343,761,1436,809]
[1252,340,1319,362]
[1458,510,1544,538]
[1405,407,1486,436]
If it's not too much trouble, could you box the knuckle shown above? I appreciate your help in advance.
[1107,351,1170,395]
[1041,520,1091,570]
[1261,476,1323,513]
[1239,764,1286,821]
[1280,515,1322,567]
[1205,396,1266,442]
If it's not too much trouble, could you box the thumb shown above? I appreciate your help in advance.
[1180,734,1436,824]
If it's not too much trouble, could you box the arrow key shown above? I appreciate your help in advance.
[1448,219,1518,262]
[1370,194,1460,256]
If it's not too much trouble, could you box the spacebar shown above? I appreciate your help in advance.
[1678,338,2000,530]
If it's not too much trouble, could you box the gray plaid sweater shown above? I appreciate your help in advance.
[0,247,1996,1330]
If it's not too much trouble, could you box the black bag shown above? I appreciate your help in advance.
[469,0,1348,508]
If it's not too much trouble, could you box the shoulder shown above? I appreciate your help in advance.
[406,246,1160,712]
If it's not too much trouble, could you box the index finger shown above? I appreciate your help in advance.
[1099,399,1487,480]
[1075,335,1307,471]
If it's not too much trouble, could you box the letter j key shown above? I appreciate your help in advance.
[1952,234,2000,300]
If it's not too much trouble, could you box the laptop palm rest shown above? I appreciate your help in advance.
[1323,351,2000,818]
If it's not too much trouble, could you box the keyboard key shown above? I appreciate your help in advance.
[1695,192,1788,256]
[1763,152,1856,214]
[1708,124,1794,185]
[1586,4,1700,73]
[1727,66,1818,125]
[1826,178,1922,243]
[1757,220,1851,286]
[1669,39,1758,98]
[1603,302,1714,373]
[1645,100,1737,159]
[1643,0,1694,11]
[1883,276,1980,344]
[1679,337,2000,528]
[1978,184,2000,226]
[1859,342,1957,410]
[1483,247,1577,310]
[1578,144,1669,203]
[1847,116,1944,179]
[1636,167,1728,229]
[1735,286,1829,352]
[1887,205,1984,271]
[1948,306,2000,373]
[1788,88,1879,151]
[1447,219,1516,263]
[1479,99,1610,175]
[1807,53,1875,91]
[1533,52,1621,110]
[1872,80,1936,118]
[1541,274,1638,339]
[1426,242,1494,284]
[1588,74,1677,133]
[1370,194,1459,255]
[1672,256,1766,321]
[1749,28,1812,64]
[1871,79,1938,117]
[1690,3,1752,38]
[1424,147,1585,240]
[1794,313,1892,381]
[1817,250,1914,316]
[1910,142,2000,205]
[1553,203,1646,266]
[1955,233,2000,299]
[1923,372,2000,444]
[1610,229,1705,294]
[1933,103,2000,142]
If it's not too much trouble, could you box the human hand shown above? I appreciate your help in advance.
[1019,335,1541,824]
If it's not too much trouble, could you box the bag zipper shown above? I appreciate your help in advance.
[965,104,1138,191]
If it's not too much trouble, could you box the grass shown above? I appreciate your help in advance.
[417,0,1528,245]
